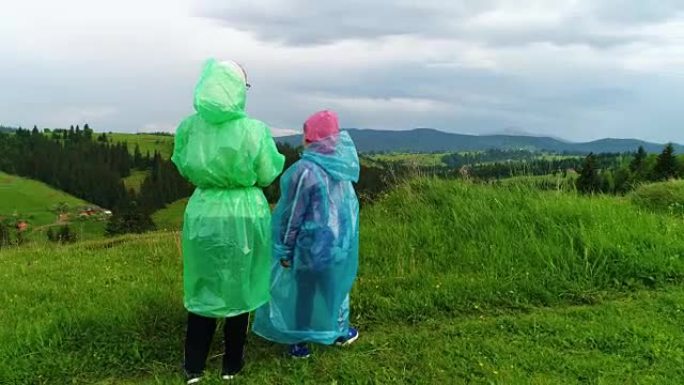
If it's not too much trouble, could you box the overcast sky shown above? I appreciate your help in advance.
[1,0,683,142]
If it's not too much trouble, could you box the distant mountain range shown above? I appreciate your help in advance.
[277,128,684,154]
[0,126,17,133]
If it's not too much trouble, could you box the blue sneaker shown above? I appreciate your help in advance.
[289,343,311,359]
[335,327,359,346]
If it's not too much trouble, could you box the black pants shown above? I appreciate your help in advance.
[295,269,335,331]
[184,312,250,374]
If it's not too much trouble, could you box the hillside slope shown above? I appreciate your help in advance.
[152,198,188,230]
[0,171,106,240]
[3,180,684,384]
[277,128,684,154]
[0,171,89,225]
[109,133,174,159]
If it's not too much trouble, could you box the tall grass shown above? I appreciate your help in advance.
[357,178,684,323]
[630,179,684,216]
[3,179,684,383]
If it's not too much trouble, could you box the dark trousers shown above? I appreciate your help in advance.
[295,269,335,332]
[184,312,250,374]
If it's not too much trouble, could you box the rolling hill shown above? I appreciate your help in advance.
[0,171,106,240]
[104,129,683,156]
[276,128,684,154]
[0,171,88,225]
[109,133,174,159]
[151,198,188,230]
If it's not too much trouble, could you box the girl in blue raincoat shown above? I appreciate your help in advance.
[253,110,360,358]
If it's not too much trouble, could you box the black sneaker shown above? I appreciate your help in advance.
[221,361,244,381]
[185,372,202,384]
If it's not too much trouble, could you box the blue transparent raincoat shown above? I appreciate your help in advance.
[253,131,360,345]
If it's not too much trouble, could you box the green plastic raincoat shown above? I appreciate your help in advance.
[172,59,285,318]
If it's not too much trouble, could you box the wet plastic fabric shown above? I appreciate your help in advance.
[253,131,360,345]
[172,59,285,318]
[304,110,339,143]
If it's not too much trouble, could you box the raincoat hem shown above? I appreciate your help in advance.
[185,296,270,319]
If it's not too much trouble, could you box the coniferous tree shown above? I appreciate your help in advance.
[576,153,602,194]
[653,143,678,181]
[630,146,647,174]
[83,123,93,140]
[57,225,77,243]
[105,202,156,236]
[133,144,143,170]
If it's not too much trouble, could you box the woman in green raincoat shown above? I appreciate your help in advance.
[172,59,284,383]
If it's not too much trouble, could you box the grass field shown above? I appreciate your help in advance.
[0,171,87,225]
[0,171,107,243]
[3,179,684,384]
[367,153,447,167]
[152,198,188,230]
[0,171,108,242]
[123,171,151,193]
[630,179,684,216]
[109,133,174,159]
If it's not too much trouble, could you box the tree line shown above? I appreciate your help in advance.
[576,144,683,194]
[0,126,193,236]
[2,125,680,240]
[0,126,130,209]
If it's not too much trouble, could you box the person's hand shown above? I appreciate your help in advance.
[280,258,292,268]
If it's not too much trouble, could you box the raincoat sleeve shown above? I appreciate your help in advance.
[274,167,313,261]
[255,125,285,187]
[171,117,191,179]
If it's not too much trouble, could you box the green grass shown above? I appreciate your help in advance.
[368,153,447,167]
[109,133,174,159]
[0,171,88,225]
[630,180,684,216]
[3,179,684,384]
[493,174,578,192]
[0,171,107,242]
[152,198,188,230]
[123,171,150,193]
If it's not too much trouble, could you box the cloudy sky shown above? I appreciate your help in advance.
[1,0,683,142]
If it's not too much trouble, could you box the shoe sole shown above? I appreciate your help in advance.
[290,353,311,359]
[336,331,360,347]
[222,375,236,381]
[187,378,202,384]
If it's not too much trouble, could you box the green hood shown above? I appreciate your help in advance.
[193,59,247,124]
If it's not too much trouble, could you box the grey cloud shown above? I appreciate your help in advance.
[2,0,684,145]
[243,58,681,142]
[196,0,682,47]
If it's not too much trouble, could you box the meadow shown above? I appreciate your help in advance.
[109,133,174,159]
[124,171,152,193]
[2,178,684,384]
[0,171,106,242]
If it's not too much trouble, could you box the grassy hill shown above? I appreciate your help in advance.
[277,128,684,154]
[3,179,684,384]
[105,129,684,157]
[104,128,684,157]
[152,198,188,230]
[0,171,107,241]
[109,133,174,159]
[123,170,150,193]
[367,152,447,167]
